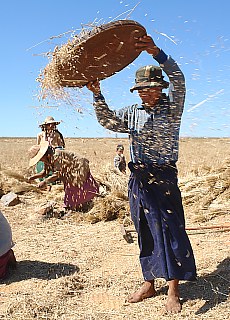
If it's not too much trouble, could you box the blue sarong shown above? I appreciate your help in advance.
[128,162,197,282]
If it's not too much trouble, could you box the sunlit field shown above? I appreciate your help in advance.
[0,137,229,176]
[0,137,229,320]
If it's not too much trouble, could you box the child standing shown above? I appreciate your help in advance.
[114,144,126,174]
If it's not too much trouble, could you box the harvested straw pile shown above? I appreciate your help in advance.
[0,164,130,223]
[88,159,230,224]
[0,169,43,195]
[86,192,129,224]
[1,158,229,224]
[180,158,230,221]
[83,158,230,224]
[94,165,129,195]
[85,166,129,223]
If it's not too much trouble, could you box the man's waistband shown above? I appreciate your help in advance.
[128,161,177,183]
[129,161,176,170]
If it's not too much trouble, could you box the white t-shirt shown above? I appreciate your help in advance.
[0,211,14,257]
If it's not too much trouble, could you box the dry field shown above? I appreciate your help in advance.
[0,137,229,320]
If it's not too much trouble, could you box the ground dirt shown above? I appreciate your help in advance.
[0,137,229,320]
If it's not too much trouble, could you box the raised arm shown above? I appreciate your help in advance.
[135,35,186,117]
[86,81,129,133]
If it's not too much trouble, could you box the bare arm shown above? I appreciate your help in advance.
[36,132,42,145]
[28,169,46,182]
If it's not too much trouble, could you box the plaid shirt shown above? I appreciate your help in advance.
[93,50,185,165]
[114,154,126,172]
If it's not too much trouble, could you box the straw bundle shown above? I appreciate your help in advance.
[1,170,29,183]
[0,169,42,194]
[180,159,230,221]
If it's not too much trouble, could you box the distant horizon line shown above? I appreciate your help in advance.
[0,136,229,139]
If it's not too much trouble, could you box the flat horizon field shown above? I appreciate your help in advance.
[0,137,229,320]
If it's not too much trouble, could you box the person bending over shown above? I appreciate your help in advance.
[28,142,99,210]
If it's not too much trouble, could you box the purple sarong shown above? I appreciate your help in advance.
[64,172,99,210]
[0,249,16,279]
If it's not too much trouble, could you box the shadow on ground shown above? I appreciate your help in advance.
[1,260,79,284]
[155,257,229,314]
[180,257,229,314]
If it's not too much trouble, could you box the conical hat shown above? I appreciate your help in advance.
[28,141,49,167]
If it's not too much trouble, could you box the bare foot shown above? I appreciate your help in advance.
[128,281,156,303]
[165,295,182,313]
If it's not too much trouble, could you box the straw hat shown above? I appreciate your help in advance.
[28,141,49,167]
[39,116,60,127]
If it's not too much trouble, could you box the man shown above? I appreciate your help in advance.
[28,141,99,210]
[87,35,196,313]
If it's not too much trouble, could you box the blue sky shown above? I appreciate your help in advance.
[0,0,229,138]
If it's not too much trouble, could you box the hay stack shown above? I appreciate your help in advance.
[180,158,230,221]
[0,169,42,194]
[86,166,129,223]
